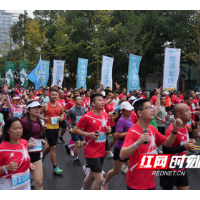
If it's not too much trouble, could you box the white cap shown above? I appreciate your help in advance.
[195,92,199,95]
[27,101,42,109]
[120,102,134,111]
[129,96,136,101]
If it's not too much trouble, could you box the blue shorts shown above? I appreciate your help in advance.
[71,132,84,142]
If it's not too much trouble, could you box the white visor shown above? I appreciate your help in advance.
[120,102,134,111]
[27,101,42,109]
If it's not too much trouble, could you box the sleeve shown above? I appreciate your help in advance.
[76,115,87,130]
[116,119,125,132]
[151,96,156,104]
[65,109,72,129]
[65,102,70,110]
[162,145,186,154]
[122,129,136,147]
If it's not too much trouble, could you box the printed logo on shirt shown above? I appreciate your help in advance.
[10,153,14,158]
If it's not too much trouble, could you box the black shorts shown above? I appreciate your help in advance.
[114,146,128,162]
[46,129,59,146]
[111,125,116,134]
[71,132,84,142]
[158,127,165,135]
[166,107,171,112]
[160,169,189,190]
[59,120,66,129]
[85,157,104,173]
[29,152,41,163]
[195,115,199,122]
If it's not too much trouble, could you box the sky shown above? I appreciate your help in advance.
[6,10,34,18]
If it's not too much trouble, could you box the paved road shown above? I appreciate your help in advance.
[40,129,200,190]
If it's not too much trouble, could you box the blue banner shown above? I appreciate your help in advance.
[27,56,50,90]
[127,54,142,92]
[27,56,42,90]
[77,58,88,89]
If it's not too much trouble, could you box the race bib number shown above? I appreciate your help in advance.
[13,112,22,118]
[76,116,81,123]
[28,140,42,152]
[51,116,60,125]
[95,133,106,143]
[162,112,166,117]
[11,169,30,189]
[192,103,195,110]
[187,121,192,126]
[87,102,90,106]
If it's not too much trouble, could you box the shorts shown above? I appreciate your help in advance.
[46,129,59,146]
[59,120,66,129]
[29,152,41,163]
[160,169,189,190]
[114,146,128,162]
[195,115,199,122]
[111,125,116,134]
[166,107,171,112]
[71,132,84,142]
[85,157,104,173]
[158,127,165,135]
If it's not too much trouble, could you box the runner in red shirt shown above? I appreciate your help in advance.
[74,93,111,190]
[119,98,182,190]
[32,90,37,100]
[126,90,133,101]
[131,110,138,124]
[84,90,91,108]
[171,92,181,109]
[56,89,67,143]
[150,89,157,105]
[179,90,186,102]
[141,90,147,99]
[184,95,198,142]
[118,88,126,100]
[0,117,35,190]
[80,92,88,112]
[160,103,195,190]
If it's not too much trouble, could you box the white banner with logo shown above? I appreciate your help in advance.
[163,48,181,91]
[52,60,65,87]
[101,56,114,90]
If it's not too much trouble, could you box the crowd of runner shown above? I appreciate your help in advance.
[0,79,199,190]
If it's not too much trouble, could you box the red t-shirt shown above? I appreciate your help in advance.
[0,139,30,179]
[122,124,166,190]
[131,110,138,124]
[171,95,176,100]
[32,95,37,99]
[165,124,189,171]
[118,93,126,100]
[84,97,90,107]
[76,110,111,158]
[192,99,199,116]
[141,95,145,99]
[150,95,157,105]
[172,96,180,105]
[81,101,87,108]
[104,101,115,127]
[64,99,75,110]
[179,95,184,101]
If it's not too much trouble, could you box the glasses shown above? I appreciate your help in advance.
[140,106,156,111]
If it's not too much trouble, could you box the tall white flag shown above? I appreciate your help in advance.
[52,60,65,87]
[163,48,181,91]
[101,56,114,90]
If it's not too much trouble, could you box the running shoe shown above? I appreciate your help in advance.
[65,144,70,155]
[70,149,74,157]
[53,166,63,174]
[73,159,82,166]
[59,136,65,143]
[83,165,90,176]
[157,148,163,154]
[107,151,114,158]
[102,170,105,175]
[101,182,108,190]
[121,164,128,174]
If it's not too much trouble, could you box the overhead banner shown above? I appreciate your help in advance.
[20,61,29,86]
[5,61,15,86]
[163,48,181,91]
[127,54,142,92]
[52,60,65,87]
[41,60,50,87]
[76,58,88,89]
[101,56,114,90]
